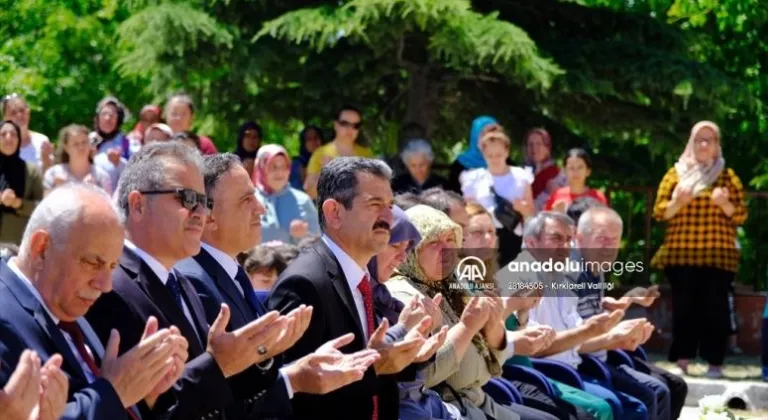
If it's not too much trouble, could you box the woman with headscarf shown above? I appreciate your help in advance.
[91,97,130,189]
[290,125,324,191]
[446,116,502,193]
[524,128,567,211]
[253,144,320,245]
[0,121,43,244]
[651,121,747,379]
[235,121,263,176]
[386,205,558,420]
[365,206,461,420]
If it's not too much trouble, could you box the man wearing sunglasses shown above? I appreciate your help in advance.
[303,105,374,199]
[86,142,299,420]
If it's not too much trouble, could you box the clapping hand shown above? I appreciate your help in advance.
[207,304,289,378]
[368,319,424,375]
[711,187,730,206]
[289,220,310,240]
[30,355,68,420]
[284,334,380,395]
[0,350,41,420]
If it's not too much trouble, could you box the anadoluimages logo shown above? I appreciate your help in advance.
[455,256,487,283]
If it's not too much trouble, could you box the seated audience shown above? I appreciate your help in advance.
[242,243,300,291]
[290,125,324,191]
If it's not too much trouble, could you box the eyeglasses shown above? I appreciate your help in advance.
[337,119,362,130]
[140,188,214,212]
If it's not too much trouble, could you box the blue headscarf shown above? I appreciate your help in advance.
[368,205,422,325]
[456,115,498,170]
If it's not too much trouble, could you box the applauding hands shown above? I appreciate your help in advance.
[0,350,68,420]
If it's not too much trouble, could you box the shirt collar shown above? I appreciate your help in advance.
[321,234,368,291]
[201,242,239,280]
[124,239,171,284]
[7,258,60,324]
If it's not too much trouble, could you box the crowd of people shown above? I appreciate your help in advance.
[0,93,751,420]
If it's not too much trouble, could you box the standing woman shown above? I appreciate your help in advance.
[253,144,320,244]
[235,121,263,175]
[460,130,536,266]
[164,93,218,154]
[524,128,566,211]
[90,96,129,188]
[0,121,43,244]
[544,149,607,212]
[446,116,502,193]
[1,94,54,173]
[289,125,324,191]
[651,121,747,379]
[43,125,112,196]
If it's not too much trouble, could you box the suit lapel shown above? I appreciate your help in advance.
[78,318,105,364]
[0,263,89,382]
[194,250,254,321]
[316,241,366,348]
[176,271,212,340]
[121,247,205,354]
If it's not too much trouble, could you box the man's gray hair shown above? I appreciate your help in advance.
[523,211,574,239]
[316,157,392,230]
[115,142,204,221]
[20,183,119,253]
[577,206,623,235]
[202,153,244,196]
[400,139,434,164]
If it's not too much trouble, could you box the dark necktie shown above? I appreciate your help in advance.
[166,272,184,310]
[357,274,378,420]
[235,266,265,317]
[59,321,140,420]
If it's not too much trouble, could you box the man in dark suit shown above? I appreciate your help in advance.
[86,142,310,420]
[0,184,188,420]
[176,153,383,418]
[268,157,434,420]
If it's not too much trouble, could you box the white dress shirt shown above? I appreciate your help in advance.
[125,239,200,337]
[8,258,98,382]
[321,234,371,339]
[200,242,294,399]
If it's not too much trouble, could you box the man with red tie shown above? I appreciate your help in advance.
[268,157,428,420]
[0,184,187,420]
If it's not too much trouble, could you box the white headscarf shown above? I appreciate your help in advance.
[673,121,725,199]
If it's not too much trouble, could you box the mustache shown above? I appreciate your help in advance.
[373,221,391,231]
[78,290,101,300]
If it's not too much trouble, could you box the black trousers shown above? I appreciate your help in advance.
[497,228,523,267]
[631,357,688,420]
[666,265,733,366]
[511,380,596,420]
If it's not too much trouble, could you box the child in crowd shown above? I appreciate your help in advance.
[239,242,300,292]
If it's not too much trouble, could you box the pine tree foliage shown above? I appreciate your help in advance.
[255,0,563,90]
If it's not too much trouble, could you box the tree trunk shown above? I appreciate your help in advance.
[404,65,440,143]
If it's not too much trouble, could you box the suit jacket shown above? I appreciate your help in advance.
[175,248,292,419]
[0,260,129,420]
[267,240,398,420]
[85,246,265,420]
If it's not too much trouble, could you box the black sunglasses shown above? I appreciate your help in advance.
[337,119,362,130]
[140,188,214,212]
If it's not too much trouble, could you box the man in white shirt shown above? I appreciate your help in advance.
[176,153,382,418]
[0,183,187,420]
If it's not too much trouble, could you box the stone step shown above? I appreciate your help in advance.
[683,376,768,411]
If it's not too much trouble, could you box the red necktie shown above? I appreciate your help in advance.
[357,274,378,420]
[59,321,140,420]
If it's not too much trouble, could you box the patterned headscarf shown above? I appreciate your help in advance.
[391,204,502,376]
[674,121,725,199]
[253,144,291,195]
